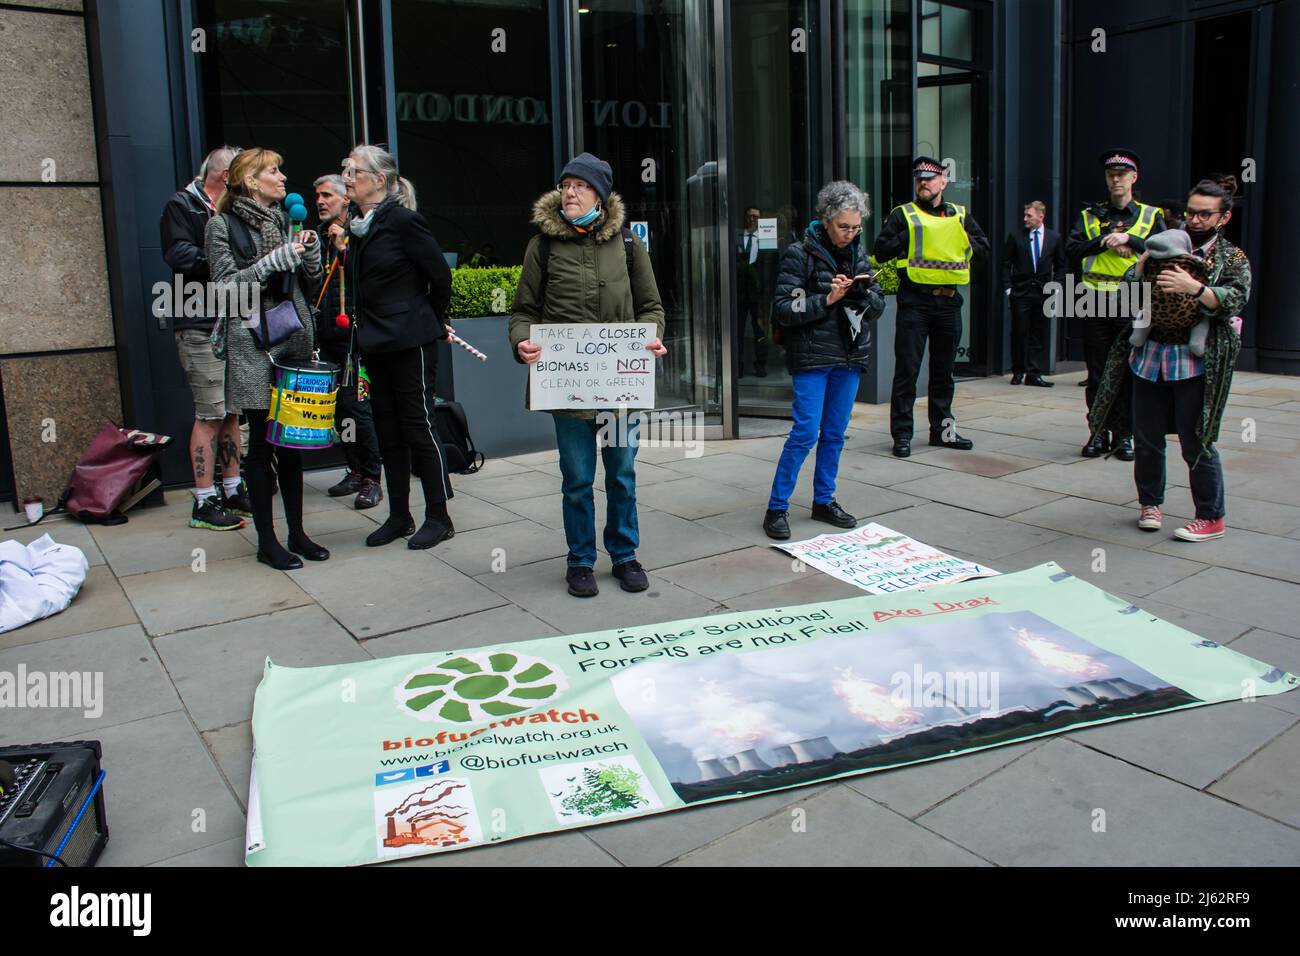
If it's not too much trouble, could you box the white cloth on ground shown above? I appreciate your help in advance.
[0,534,90,633]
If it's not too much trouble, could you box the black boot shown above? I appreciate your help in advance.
[1114,436,1135,461]
[1081,432,1109,458]
[811,500,857,528]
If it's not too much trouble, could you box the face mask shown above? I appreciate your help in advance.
[563,202,601,227]
[1186,224,1218,247]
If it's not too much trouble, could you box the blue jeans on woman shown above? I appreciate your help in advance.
[554,415,640,568]
[768,367,862,511]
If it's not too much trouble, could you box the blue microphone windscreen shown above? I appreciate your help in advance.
[289,203,308,221]
[284,192,304,208]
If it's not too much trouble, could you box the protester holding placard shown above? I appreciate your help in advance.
[763,181,884,541]
[509,153,666,598]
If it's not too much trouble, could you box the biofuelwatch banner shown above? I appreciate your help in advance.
[245,563,1297,866]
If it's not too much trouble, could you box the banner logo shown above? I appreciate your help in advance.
[395,652,568,724]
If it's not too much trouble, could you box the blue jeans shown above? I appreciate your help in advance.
[768,367,861,511]
[554,415,640,568]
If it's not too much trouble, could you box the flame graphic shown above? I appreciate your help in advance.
[1013,627,1108,678]
[832,668,923,729]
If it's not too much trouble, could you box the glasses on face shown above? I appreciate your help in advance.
[341,165,376,182]
[557,181,591,194]
[1184,208,1220,222]
[831,222,863,235]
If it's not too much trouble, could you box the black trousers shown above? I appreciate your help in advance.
[1010,292,1049,375]
[890,293,962,441]
[365,341,453,515]
[1132,373,1225,519]
[322,347,382,480]
[242,407,305,549]
[736,293,769,372]
[1085,316,1132,438]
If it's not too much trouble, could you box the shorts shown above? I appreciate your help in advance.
[175,329,228,420]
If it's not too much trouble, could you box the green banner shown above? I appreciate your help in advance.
[246,563,1297,866]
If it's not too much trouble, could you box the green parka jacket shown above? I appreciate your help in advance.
[509,190,666,419]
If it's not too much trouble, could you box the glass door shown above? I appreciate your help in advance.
[730,0,824,418]
[576,0,726,428]
[915,0,991,375]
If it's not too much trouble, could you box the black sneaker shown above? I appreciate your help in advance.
[811,500,857,528]
[566,566,599,598]
[328,470,363,498]
[612,560,649,593]
[929,432,974,450]
[366,514,415,547]
[190,496,245,531]
[354,477,383,510]
[222,480,252,517]
[763,509,791,540]
[892,438,911,458]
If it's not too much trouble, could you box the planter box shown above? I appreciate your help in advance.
[444,315,556,459]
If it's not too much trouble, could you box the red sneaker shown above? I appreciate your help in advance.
[1137,505,1162,531]
[1174,517,1225,542]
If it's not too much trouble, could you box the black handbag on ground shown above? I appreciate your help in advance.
[433,397,485,474]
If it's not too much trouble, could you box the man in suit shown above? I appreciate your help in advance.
[737,205,768,377]
[1002,200,1065,386]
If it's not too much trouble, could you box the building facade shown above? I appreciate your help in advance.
[0,0,1294,503]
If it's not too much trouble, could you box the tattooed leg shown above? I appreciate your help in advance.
[191,418,219,485]
[217,414,242,479]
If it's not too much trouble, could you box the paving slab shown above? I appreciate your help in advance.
[6,518,105,566]
[428,519,570,576]
[473,556,719,634]
[1002,460,1142,504]
[89,503,256,576]
[441,491,523,532]
[842,741,1045,818]
[635,476,758,520]
[1147,568,1300,639]
[1008,496,1171,550]
[1149,526,1300,586]
[147,837,245,867]
[672,785,988,867]
[530,458,683,487]
[656,545,811,602]
[644,452,774,490]
[624,509,752,570]
[1224,630,1300,717]
[94,712,247,867]
[991,534,1205,597]
[1207,724,1300,828]
[869,501,1065,559]
[901,447,1046,478]
[153,605,369,731]
[0,564,138,650]
[892,471,1062,517]
[918,738,1300,865]
[777,475,929,521]
[1066,700,1297,790]
[202,720,253,811]
[119,555,313,636]
[720,567,867,610]
[1135,495,1300,537]
[291,550,507,639]
[362,604,558,658]
[236,503,378,547]
[586,784,832,866]
[497,489,610,530]
[831,450,949,486]
[0,623,179,743]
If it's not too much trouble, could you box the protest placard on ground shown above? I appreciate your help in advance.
[772,522,997,593]
[529,322,657,410]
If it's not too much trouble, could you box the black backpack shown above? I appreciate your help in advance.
[536,227,636,311]
[433,397,485,474]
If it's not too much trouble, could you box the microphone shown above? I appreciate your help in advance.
[284,193,308,241]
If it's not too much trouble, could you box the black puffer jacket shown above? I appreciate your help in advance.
[772,223,884,373]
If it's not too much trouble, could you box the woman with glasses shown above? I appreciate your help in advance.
[762,181,884,541]
[342,144,457,550]
[1089,174,1250,542]
[509,152,666,598]
[205,147,328,569]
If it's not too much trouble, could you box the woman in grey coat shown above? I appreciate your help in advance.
[205,147,328,570]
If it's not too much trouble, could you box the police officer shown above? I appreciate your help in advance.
[872,156,989,458]
[1066,148,1165,460]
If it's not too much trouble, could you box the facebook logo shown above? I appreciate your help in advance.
[415,760,451,777]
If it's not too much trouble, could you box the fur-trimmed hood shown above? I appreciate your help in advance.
[531,189,627,242]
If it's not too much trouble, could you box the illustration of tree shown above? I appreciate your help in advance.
[560,765,648,817]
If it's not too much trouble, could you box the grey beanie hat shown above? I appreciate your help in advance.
[1145,229,1194,259]
[558,152,613,205]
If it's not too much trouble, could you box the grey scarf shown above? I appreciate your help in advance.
[231,195,288,253]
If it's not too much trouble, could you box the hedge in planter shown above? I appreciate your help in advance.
[448,265,522,319]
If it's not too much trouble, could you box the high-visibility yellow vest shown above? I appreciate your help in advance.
[1080,202,1159,291]
[899,201,972,285]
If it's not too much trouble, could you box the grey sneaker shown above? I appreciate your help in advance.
[612,560,649,593]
